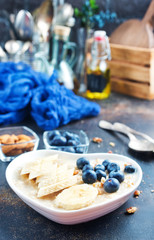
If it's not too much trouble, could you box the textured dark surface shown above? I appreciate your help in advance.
[0,92,154,240]
[0,0,152,35]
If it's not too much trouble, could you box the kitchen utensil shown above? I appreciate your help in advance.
[5,40,21,55]
[99,120,154,152]
[113,122,154,143]
[33,0,53,41]
[110,0,154,48]
[0,46,7,59]
[1,10,20,40]
[15,10,34,41]
[52,3,74,26]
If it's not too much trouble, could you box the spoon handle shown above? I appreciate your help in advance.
[98,120,137,141]
[114,122,154,143]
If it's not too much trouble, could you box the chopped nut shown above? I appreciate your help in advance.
[93,182,102,188]
[126,206,137,214]
[73,169,79,175]
[93,182,103,195]
[101,177,106,185]
[108,150,113,153]
[109,142,115,147]
[134,190,141,197]
[92,137,103,143]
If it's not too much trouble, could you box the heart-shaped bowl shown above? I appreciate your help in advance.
[6,150,142,225]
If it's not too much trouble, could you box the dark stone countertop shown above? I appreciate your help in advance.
[0,92,154,240]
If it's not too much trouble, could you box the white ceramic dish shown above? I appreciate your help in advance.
[6,150,142,225]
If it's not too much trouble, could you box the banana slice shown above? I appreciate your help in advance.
[21,154,59,180]
[20,159,42,176]
[37,176,78,197]
[36,162,58,186]
[54,184,98,210]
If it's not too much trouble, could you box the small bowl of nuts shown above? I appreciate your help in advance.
[43,129,89,154]
[0,126,39,162]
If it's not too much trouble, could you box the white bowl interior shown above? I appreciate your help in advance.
[6,150,142,225]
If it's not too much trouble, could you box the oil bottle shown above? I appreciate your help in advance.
[85,30,111,100]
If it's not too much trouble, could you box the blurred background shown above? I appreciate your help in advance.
[0,0,152,35]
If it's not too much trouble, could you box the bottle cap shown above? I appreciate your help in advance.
[94,31,106,41]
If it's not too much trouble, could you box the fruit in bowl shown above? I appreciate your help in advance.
[43,130,89,153]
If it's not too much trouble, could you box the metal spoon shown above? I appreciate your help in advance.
[15,10,34,41]
[99,120,154,152]
[52,3,74,26]
[113,122,154,143]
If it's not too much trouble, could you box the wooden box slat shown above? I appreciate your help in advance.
[109,43,154,100]
[110,44,154,65]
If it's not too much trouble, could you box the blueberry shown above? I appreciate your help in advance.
[82,170,97,184]
[75,147,84,153]
[107,162,120,173]
[104,178,120,193]
[82,164,93,172]
[71,134,80,144]
[95,170,106,181]
[48,130,61,141]
[102,159,110,169]
[62,131,73,140]
[109,171,124,183]
[50,135,67,146]
[76,157,90,169]
[124,165,136,173]
[62,147,76,153]
[67,139,78,146]
[94,164,105,172]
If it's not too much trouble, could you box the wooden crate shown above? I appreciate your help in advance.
[109,43,154,100]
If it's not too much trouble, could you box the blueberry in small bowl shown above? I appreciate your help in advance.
[43,130,89,154]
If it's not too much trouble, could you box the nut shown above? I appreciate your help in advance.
[73,169,79,175]
[17,134,32,141]
[134,190,141,198]
[0,133,34,156]
[92,137,103,143]
[109,142,115,147]
[126,206,137,214]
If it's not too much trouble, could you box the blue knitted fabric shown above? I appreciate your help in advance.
[0,62,101,130]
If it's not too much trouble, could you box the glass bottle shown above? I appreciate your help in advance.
[50,25,79,93]
[85,30,111,100]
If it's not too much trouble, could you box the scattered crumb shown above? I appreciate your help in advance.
[134,190,141,198]
[109,142,115,147]
[108,150,113,153]
[126,207,137,214]
[92,137,103,143]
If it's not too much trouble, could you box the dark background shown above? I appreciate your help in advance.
[0,0,152,35]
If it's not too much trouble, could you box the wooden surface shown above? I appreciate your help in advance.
[0,92,154,240]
